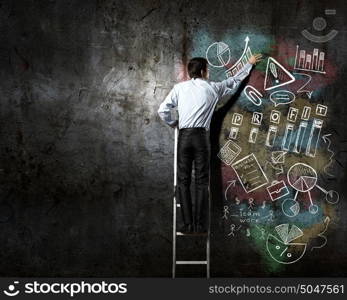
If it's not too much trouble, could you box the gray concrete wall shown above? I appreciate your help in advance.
[0,0,346,277]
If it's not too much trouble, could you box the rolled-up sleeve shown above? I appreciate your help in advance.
[211,62,253,99]
[158,86,178,126]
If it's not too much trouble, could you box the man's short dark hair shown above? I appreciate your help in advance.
[188,57,208,79]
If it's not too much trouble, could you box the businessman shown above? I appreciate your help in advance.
[158,53,262,233]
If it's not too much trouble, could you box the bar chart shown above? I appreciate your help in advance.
[294,45,326,74]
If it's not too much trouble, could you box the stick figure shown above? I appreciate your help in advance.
[228,224,241,237]
[222,205,229,219]
[248,198,254,210]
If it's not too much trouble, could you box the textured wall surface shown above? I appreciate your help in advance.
[0,0,346,277]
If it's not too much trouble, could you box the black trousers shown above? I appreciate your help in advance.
[177,128,210,227]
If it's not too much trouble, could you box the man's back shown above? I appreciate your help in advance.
[173,78,219,129]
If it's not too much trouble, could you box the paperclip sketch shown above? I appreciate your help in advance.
[301,10,338,43]
[206,41,231,68]
[244,85,263,106]
[294,45,326,74]
[311,216,331,251]
[264,57,295,91]
[225,36,252,77]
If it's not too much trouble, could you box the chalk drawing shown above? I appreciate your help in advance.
[224,180,237,201]
[222,205,230,220]
[271,151,287,164]
[266,180,290,201]
[244,85,263,106]
[265,125,278,147]
[282,198,300,217]
[248,127,259,143]
[264,57,295,91]
[294,45,326,74]
[206,41,231,68]
[225,36,252,77]
[228,224,241,237]
[301,10,338,43]
[306,118,323,157]
[266,224,307,264]
[316,104,328,116]
[311,216,331,251]
[232,153,269,193]
[270,90,296,107]
[218,140,242,165]
[294,73,313,99]
[251,112,263,126]
[287,107,299,123]
[270,110,281,124]
[322,134,334,176]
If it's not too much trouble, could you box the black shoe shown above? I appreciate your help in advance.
[178,224,194,234]
[195,224,207,234]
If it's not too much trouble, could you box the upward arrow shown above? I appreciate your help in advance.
[225,180,237,201]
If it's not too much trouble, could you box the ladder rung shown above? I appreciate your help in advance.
[176,232,208,236]
[176,261,207,265]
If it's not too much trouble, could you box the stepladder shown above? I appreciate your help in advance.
[172,127,211,278]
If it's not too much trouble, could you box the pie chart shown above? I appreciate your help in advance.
[266,224,307,264]
[206,42,231,68]
[287,163,317,192]
[282,198,300,217]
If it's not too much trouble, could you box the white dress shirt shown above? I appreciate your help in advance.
[158,62,253,129]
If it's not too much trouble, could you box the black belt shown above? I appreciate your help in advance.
[179,127,207,132]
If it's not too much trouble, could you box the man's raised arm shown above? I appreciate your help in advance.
[211,53,262,98]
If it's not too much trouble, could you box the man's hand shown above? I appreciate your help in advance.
[248,53,262,65]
